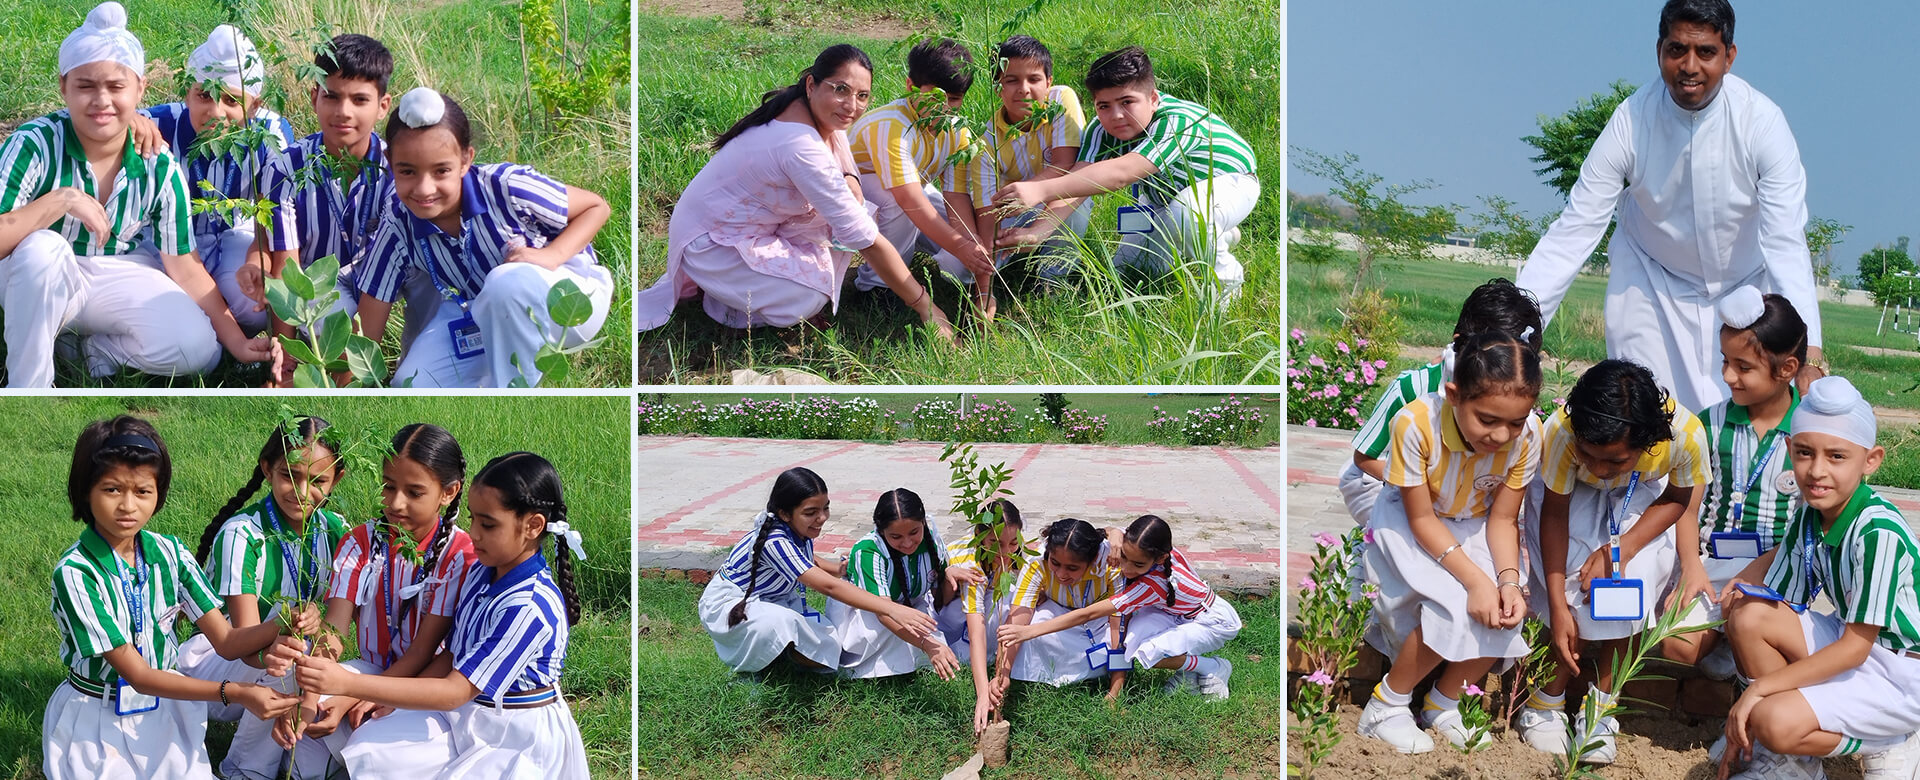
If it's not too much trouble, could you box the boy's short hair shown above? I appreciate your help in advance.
[994,35,1053,79]
[1454,278,1545,352]
[316,34,393,95]
[1085,46,1155,94]
[907,38,974,96]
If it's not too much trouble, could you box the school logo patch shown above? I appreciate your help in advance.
[1474,474,1502,492]
[1775,471,1799,495]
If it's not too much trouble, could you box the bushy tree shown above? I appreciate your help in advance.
[1859,245,1917,305]
[1521,80,1637,272]
[1290,147,1459,295]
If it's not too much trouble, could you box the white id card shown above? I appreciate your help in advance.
[1107,649,1129,672]
[1588,578,1644,621]
[1116,205,1157,234]
[1709,531,1763,559]
[114,679,158,715]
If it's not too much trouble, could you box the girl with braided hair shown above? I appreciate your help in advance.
[698,468,938,676]
[828,488,963,680]
[292,451,590,778]
[990,518,1123,699]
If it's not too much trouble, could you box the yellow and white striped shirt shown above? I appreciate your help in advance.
[849,95,973,192]
[1541,397,1710,495]
[960,85,1086,203]
[1385,392,1542,519]
[946,537,1033,614]
[1010,553,1117,610]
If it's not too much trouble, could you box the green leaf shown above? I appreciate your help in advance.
[344,334,388,385]
[315,311,351,362]
[307,253,341,294]
[546,279,592,328]
[266,278,302,323]
[277,336,320,366]
[293,363,330,388]
[534,348,570,385]
[283,256,315,300]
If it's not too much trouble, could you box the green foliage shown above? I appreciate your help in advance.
[1553,577,1718,779]
[1288,239,1341,266]
[1860,246,1917,305]
[941,442,1018,602]
[1288,527,1375,777]
[1523,80,1637,273]
[265,253,389,388]
[1467,194,1552,260]
[521,0,628,118]
[1806,215,1852,288]
[505,279,602,388]
[1290,147,1460,294]
[1036,392,1070,427]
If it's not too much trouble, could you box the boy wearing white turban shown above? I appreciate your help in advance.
[1718,376,1920,779]
[0,2,276,388]
[141,23,296,335]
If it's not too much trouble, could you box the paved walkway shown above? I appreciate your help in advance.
[636,437,1282,592]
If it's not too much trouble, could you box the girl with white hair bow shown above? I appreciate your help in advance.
[0,1,277,388]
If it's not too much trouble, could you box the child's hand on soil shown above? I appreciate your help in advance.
[973,696,992,735]
[1721,689,1765,778]
[238,682,300,721]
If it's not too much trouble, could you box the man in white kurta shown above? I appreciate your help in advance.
[1517,3,1824,413]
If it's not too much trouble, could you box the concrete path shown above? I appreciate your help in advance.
[636,437,1282,592]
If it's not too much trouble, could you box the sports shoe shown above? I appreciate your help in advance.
[1729,744,1827,780]
[1422,705,1492,750]
[1195,658,1232,701]
[1863,731,1920,779]
[1357,696,1434,754]
[1515,705,1570,754]
[1162,670,1198,695]
[1699,641,1738,681]
[1573,709,1619,765]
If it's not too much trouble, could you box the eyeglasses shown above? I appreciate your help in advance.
[821,80,871,106]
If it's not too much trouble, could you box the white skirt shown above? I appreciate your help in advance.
[1123,598,1244,667]
[937,593,1014,664]
[828,593,945,678]
[42,672,213,780]
[341,707,454,777]
[1364,486,1528,663]
[223,658,369,780]
[1797,611,1920,740]
[176,632,263,722]
[1009,600,1113,686]
[1523,477,1677,641]
[440,696,591,780]
[699,575,839,673]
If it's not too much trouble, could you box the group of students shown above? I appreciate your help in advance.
[1342,278,1920,779]
[698,467,1243,732]
[637,34,1260,339]
[44,414,591,779]
[0,2,612,388]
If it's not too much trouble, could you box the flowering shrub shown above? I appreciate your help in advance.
[1286,329,1388,430]
[1146,394,1269,446]
[1057,408,1108,444]
[636,396,1263,446]
[1290,526,1376,779]
[636,396,893,439]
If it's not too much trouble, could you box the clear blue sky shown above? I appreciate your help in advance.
[1288,2,1919,277]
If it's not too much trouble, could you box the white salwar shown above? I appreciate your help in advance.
[937,593,1015,663]
[394,251,613,388]
[1122,599,1244,668]
[1009,601,1113,686]
[439,697,591,779]
[827,594,945,678]
[1516,74,1822,413]
[41,672,213,780]
[339,707,454,777]
[1522,478,1678,641]
[219,658,364,780]
[174,632,257,722]
[697,574,839,673]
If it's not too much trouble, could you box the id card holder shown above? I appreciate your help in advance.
[1107,648,1130,672]
[1588,578,1644,621]
[1116,205,1157,235]
[1710,531,1763,560]
[1084,640,1111,671]
[114,679,159,716]
[448,312,484,359]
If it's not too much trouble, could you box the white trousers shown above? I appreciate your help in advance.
[853,177,949,292]
[1123,598,1244,667]
[1009,601,1113,686]
[199,227,267,335]
[679,235,831,329]
[395,253,612,388]
[1114,172,1261,295]
[828,593,945,678]
[341,707,454,778]
[219,658,361,780]
[1,230,220,387]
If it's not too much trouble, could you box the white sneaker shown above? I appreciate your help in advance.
[1573,709,1619,765]
[1195,659,1232,701]
[1515,705,1570,754]
[1699,642,1738,681]
[1863,731,1920,779]
[1729,745,1827,780]
[1357,697,1435,754]
[1422,705,1491,750]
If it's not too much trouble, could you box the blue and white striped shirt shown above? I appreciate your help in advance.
[261,131,393,271]
[449,554,569,698]
[143,102,294,236]
[356,163,585,304]
[721,521,814,602]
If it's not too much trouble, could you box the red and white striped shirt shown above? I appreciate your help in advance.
[1112,548,1213,618]
[329,520,475,670]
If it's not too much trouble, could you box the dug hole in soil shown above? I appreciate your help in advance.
[1287,705,1867,779]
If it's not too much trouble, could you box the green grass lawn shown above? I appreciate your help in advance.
[635,578,1280,778]
[0,0,631,388]
[634,0,1281,385]
[0,397,630,779]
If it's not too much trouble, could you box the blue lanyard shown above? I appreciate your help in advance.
[327,162,376,261]
[1798,514,1825,612]
[414,231,476,310]
[1607,472,1641,579]
[262,499,321,603]
[111,540,149,660]
[377,522,436,659]
[1730,431,1784,526]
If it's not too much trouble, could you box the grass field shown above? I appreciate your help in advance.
[0,397,630,779]
[634,0,1281,385]
[0,0,632,388]
[635,577,1280,778]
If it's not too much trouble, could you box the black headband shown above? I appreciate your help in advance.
[103,434,160,453]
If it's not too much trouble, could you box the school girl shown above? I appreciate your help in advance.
[173,416,349,780]
[991,519,1122,695]
[828,488,962,679]
[1718,377,1920,779]
[933,499,1027,733]
[353,88,613,387]
[1660,287,1807,681]
[699,467,938,675]
[995,515,1242,700]
[44,415,308,779]
[1515,359,1708,764]
[1357,332,1542,754]
[293,452,590,778]
[317,423,477,775]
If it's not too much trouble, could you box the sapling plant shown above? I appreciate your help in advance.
[939,441,1018,727]
[1289,527,1375,778]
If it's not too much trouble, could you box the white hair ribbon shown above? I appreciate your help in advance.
[398,575,445,600]
[547,521,587,561]
[397,87,446,128]
[59,2,145,77]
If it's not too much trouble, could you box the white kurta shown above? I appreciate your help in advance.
[1517,74,1821,412]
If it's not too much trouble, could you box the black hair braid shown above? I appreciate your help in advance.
[546,500,582,626]
[199,464,265,563]
[728,518,779,627]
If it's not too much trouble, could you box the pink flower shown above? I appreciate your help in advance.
[1299,576,1318,592]
[1313,531,1338,548]
[1308,355,1325,368]
[1305,669,1336,687]
[1344,371,1356,383]
[1305,420,1318,428]
[1362,527,1375,544]
[1336,341,1351,354]
[1463,684,1484,697]
[1291,328,1306,341]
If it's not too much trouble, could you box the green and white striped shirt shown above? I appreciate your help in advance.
[52,528,221,686]
[0,111,194,257]
[1079,93,1257,198]
[205,499,350,605]
[1696,389,1800,550]
[1352,360,1446,459]
[1765,484,1920,653]
[846,534,940,602]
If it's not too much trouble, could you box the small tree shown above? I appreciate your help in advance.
[1522,80,1637,273]
[1290,147,1459,295]
[1859,245,1916,305]
[1805,215,1851,289]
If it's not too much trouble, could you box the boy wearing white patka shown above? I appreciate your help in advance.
[1716,377,1920,780]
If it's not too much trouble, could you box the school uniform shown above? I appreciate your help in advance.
[1113,548,1243,668]
[1363,392,1540,663]
[1673,390,1800,628]
[1761,485,1920,741]
[143,102,295,333]
[1007,547,1121,686]
[1078,93,1260,295]
[698,517,838,672]
[438,554,589,779]
[934,537,1029,663]
[847,96,975,292]
[828,532,947,678]
[328,519,476,777]
[1523,398,1709,640]
[356,163,614,387]
[1339,356,1449,526]
[956,85,1092,282]
[0,112,222,387]
[44,528,224,780]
